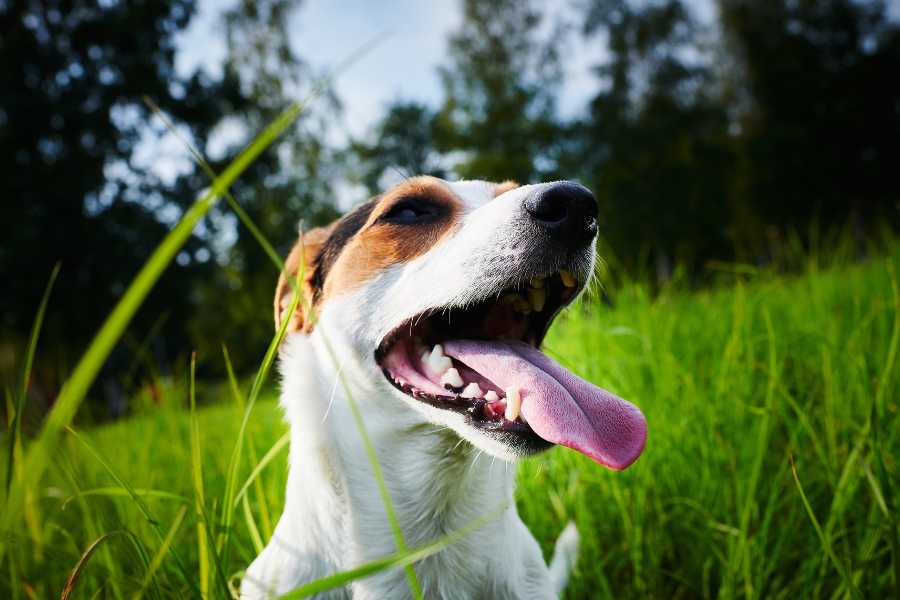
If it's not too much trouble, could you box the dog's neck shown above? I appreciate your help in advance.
[274,331,519,575]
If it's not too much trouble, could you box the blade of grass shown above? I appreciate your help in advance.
[223,345,274,541]
[871,400,900,598]
[274,500,509,600]
[124,531,168,600]
[60,531,123,600]
[233,431,290,507]
[6,262,60,498]
[62,488,191,510]
[219,283,301,575]
[241,495,265,556]
[733,305,778,593]
[189,353,209,600]
[66,426,204,600]
[791,455,864,600]
[133,505,188,600]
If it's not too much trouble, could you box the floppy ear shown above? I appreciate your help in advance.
[274,225,334,334]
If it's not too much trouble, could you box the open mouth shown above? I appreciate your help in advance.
[376,270,580,448]
[375,268,648,470]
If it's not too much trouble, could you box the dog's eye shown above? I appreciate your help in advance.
[378,199,440,224]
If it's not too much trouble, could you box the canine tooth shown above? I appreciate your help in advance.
[514,296,531,312]
[505,387,522,421]
[530,277,545,289]
[462,382,483,398]
[428,344,453,373]
[441,368,464,388]
[527,287,546,312]
[559,269,576,287]
[484,390,499,402]
[421,351,430,364]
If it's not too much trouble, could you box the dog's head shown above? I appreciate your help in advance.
[276,176,646,468]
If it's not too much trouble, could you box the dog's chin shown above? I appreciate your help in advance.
[374,268,587,461]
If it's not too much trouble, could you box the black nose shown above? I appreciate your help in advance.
[524,182,598,249]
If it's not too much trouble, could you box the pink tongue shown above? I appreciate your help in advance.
[442,339,647,470]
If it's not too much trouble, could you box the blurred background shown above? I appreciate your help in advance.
[2,0,899,418]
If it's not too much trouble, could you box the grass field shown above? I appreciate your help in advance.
[2,237,899,599]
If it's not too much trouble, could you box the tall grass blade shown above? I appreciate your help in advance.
[133,505,188,600]
[791,455,864,600]
[223,345,274,541]
[233,431,290,507]
[189,353,209,599]
[62,488,191,510]
[60,531,123,600]
[220,285,300,575]
[241,495,264,555]
[123,532,168,600]
[66,427,204,600]
[5,262,60,498]
[274,500,509,600]
[871,400,900,597]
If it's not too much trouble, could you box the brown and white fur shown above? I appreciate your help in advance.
[241,177,601,600]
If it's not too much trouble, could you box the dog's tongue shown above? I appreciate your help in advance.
[442,339,646,470]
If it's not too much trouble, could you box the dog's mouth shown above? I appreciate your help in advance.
[375,269,648,470]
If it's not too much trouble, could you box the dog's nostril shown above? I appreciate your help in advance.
[525,182,598,248]
[525,191,568,224]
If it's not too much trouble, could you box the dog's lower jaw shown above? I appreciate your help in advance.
[240,332,561,600]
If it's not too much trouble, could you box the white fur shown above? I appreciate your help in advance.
[241,181,588,600]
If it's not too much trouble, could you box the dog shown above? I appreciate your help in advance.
[240,177,647,599]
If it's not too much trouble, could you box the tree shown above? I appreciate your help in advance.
[0,0,244,399]
[719,0,900,236]
[572,0,738,275]
[431,0,563,184]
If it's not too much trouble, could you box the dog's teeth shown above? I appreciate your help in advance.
[484,390,499,402]
[428,344,453,374]
[499,293,525,306]
[529,277,545,289]
[504,387,522,421]
[461,382,483,398]
[559,269,576,287]
[441,368,464,388]
[421,351,430,364]
[514,296,531,313]
[527,288,546,312]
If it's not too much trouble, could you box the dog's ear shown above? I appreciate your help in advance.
[274,224,334,334]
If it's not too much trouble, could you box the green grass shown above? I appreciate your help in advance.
[3,245,899,598]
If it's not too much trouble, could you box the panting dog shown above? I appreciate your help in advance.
[240,177,647,599]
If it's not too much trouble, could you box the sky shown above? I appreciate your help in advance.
[171,0,645,144]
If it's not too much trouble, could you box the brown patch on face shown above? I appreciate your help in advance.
[493,181,519,197]
[322,176,463,304]
[274,224,335,335]
[274,177,465,335]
